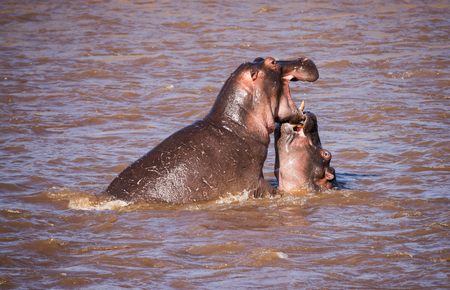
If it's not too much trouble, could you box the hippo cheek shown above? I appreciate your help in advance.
[250,57,292,123]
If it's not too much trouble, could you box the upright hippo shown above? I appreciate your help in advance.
[275,108,337,192]
[107,57,319,203]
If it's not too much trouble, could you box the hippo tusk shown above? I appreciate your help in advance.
[299,100,305,112]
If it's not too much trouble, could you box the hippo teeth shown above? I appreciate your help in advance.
[299,100,305,112]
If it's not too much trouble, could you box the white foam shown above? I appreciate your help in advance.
[68,197,129,211]
[216,190,250,204]
[275,251,289,259]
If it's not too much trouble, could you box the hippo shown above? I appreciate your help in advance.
[106,57,319,203]
[274,108,337,193]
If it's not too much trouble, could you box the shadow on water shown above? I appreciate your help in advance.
[335,172,381,189]
[269,171,381,191]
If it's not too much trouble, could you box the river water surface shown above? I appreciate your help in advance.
[0,0,449,288]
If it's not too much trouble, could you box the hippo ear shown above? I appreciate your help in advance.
[250,67,259,81]
[325,167,335,181]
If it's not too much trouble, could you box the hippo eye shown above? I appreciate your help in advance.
[271,60,276,65]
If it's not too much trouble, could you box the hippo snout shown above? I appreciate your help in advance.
[278,58,319,82]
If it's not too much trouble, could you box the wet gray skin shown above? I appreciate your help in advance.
[275,111,337,192]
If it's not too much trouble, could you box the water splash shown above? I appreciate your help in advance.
[216,190,250,204]
[68,198,129,211]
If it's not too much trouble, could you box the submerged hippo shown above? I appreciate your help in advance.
[106,57,319,203]
[275,109,337,192]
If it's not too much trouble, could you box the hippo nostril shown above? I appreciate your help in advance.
[320,149,332,161]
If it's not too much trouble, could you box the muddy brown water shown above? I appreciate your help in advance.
[0,1,449,288]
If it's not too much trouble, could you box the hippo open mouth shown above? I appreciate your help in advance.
[279,58,319,124]
[281,105,321,152]
[274,104,337,192]
[252,57,319,125]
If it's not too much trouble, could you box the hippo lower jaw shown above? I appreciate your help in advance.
[282,123,306,152]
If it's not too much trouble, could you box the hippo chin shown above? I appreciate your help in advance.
[107,57,319,204]
[275,111,337,193]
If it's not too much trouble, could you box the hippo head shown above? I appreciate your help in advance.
[206,57,319,143]
[275,111,337,192]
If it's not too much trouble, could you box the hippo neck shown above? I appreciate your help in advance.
[205,86,271,146]
[205,115,270,149]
